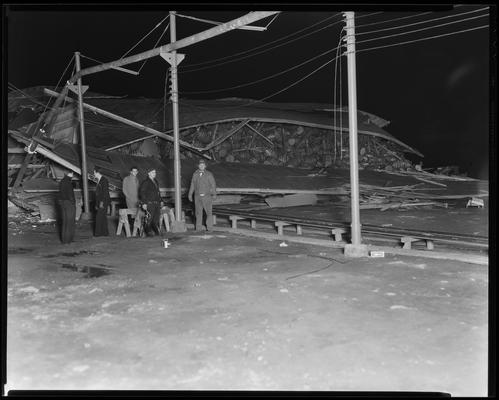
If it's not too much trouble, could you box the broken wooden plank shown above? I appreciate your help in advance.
[202,119,250,151]
[265,193,318,208]
[247,122,274,146]
[8,164,47,169]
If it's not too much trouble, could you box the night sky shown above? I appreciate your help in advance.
[6,4,493,179]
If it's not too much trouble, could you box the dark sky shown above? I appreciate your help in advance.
[6,4,493,179]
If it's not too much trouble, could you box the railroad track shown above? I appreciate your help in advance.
[213,206,488,251]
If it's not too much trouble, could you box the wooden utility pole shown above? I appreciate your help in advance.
[343,11,367,257]
[74,52,91,220]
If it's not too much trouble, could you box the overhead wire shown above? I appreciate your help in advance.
[39,54,75,118]
[177,9,481,94]
[136,22,170,73]
[180,42,343,94]
[181,12,343,69]
[355,6,488,35]
[178,12,382,74]
[178,52,343,111]
[355,11,434,28]
[178,9,488,96]
[177,13,489,111]
[120,14,170,59]
[353,13,489,45]
[179,14,345,74]
[353,24,489,54]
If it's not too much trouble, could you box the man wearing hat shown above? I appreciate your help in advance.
[139,167,163,236]
[188,159,217,231]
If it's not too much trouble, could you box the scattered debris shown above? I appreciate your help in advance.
[466,197,484,208]
[18,286,39,294]
[390,305,415,310]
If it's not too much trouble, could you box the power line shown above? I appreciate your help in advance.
[179,53,343,111]
[136,22,170,74]
[355,15,489,46]
[179,14,345,74]
[178,12,384,75]
[355,6,488,35]
[120,14,170,59]
[353,24,489,55]
[356,11,434,28]
[180,43,342,95]
[182,13,343,69]
[179,20,489,111]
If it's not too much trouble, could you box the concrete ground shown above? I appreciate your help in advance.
[6,214,488,395]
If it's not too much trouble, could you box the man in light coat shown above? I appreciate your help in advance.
[188,159,217,231]
[122,166,139,209]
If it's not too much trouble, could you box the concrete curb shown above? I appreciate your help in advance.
[211,226,488,266]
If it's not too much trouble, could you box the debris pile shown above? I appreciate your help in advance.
[356,183,450,211]
[155,122,417,171]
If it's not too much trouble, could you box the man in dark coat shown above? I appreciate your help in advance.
[58,170,76,244]
[139,168,163,236]
[94,166,111,236]
[188,159,217,231]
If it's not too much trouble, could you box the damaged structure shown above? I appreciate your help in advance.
[7,86,487,221]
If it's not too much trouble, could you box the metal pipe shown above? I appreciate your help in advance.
[69,12,279,83]
[74,52,91,219]
[170,11,183,223]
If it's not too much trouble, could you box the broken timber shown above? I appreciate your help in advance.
[43,88,208,158]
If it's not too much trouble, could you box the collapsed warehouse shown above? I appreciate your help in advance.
[9,85,485,221]
[6,9,490,395]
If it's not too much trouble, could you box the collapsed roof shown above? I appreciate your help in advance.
[8,86,423,157]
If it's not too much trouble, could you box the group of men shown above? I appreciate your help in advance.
[58,159,217,244]
[58,166,110,244]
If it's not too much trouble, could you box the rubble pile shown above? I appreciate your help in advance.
[156,122,416,171]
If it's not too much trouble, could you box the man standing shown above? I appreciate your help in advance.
[58,170,76,244]
[122,166,139,209]
[94,166,111,237]
[139,168,162,236]
[188,159,217,231]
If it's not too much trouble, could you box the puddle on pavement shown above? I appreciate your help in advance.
[44,250,102,258]
[8,247,35,254]
[60,263,111,278]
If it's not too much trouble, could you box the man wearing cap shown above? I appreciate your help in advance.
[188,159,217,231]
[139,168,163,236]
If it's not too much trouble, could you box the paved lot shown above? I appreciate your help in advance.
[6,217,488,395]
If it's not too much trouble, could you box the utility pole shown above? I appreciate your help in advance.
[343,11,367,257]
[74,52,91,220]
[161,11,187,232]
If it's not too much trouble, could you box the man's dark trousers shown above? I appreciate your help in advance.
[145,201,161,235]
[60,199,76,243]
